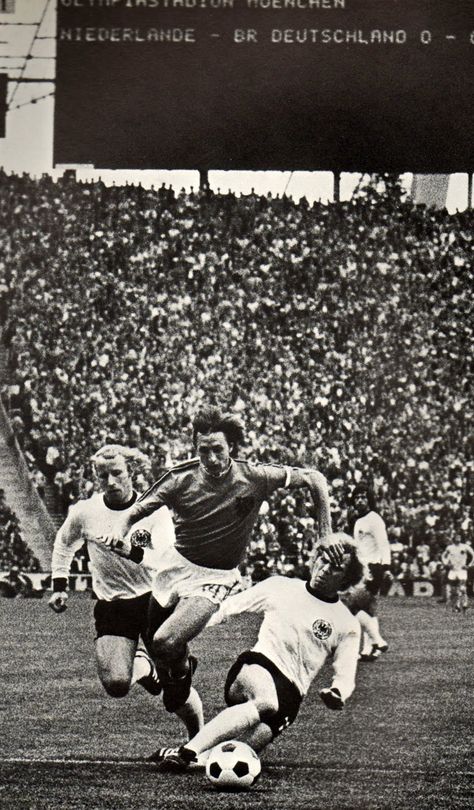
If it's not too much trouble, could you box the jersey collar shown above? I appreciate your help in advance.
[103,491,138,511]
[305,581,339,603]
[201,458,233,481]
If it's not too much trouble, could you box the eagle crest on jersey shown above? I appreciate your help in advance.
[312,618,333,640]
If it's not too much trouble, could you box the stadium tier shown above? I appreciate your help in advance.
[0,489,40,576]
[0,170,472,578]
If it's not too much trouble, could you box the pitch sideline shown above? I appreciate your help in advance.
[1,756,473,778]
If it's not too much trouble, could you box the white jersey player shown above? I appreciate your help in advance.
[48,445,203,739]
[343,484,391,662]
[441,537,474,612]
[353,511,391,569]
[156,534,365,771]
[98,406,343,722]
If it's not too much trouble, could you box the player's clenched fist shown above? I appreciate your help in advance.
[48,591,68,613]
[96,533,131,557]
[96,529,151,563]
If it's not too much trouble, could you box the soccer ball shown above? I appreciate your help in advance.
[205,740,261,791]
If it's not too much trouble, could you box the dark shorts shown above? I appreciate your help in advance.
[94,591,151,642]
[224,650,302,739]
[147,595,176,640]
[366,564,386,596]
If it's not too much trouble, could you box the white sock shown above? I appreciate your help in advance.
[187,701,261,756]
[357,611,377,651]
[131,651,152,685]
[359,630,372,655]
[357,612,385,649]
[370,616,386,647]
[175,687,204,739]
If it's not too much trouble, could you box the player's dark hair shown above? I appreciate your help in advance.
[192,406,245,454]
[350,482,377,512]
[338,543,366,591]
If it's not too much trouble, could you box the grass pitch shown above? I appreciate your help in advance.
[1,595,472,810]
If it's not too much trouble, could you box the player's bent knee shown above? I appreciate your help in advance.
[227,680,249,705]
[101,677,130,698]
[152,631,184,661]
[254,693,279,719]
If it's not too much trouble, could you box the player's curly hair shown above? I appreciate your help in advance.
[192,406,245,454]
[350,482,377,512]
[90,444,152,483]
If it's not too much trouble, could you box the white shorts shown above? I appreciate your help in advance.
[447,569,468,583]
[151,544,242,608]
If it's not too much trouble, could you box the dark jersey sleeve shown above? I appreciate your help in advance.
[128,472,178,522]
[255,463,289,499]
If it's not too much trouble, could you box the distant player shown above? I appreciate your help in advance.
[441,536,474,612]
[98,406,344,721]
[344,483,391,662]
[48,444,203,739]
[155,533,365,771]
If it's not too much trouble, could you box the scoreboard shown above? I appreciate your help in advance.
[54,0,473,171]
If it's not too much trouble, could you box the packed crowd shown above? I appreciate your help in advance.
[0,488,41,574]
[0,170,472,577]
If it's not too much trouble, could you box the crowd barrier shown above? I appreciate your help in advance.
[0,571,92,592]
[0,571,451,598]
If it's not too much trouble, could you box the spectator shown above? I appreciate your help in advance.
[0,169,471,578]
[0,566,34,598]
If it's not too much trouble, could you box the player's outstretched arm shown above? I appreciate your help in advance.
[328,626,360,704]
[320,602,361,711]
[285,467,345,563]
[308,470,332,543]
[96,490,169,558]
[96,527,152,564]
[286,468,331,534]
[48,509,84,613]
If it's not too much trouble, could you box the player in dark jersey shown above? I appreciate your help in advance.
[98,406,344,719]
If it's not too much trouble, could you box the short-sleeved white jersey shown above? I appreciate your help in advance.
[353,511,391,566]
[211,576,360,700]
[51,492,175,601]
[441,543,474,573]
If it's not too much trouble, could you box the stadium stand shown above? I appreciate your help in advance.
[0,170,472,583]
[0,488,41,574]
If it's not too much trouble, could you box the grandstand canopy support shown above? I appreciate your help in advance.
[468,174,473,209]
[333,171,341,203]
[199,169,209,190]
